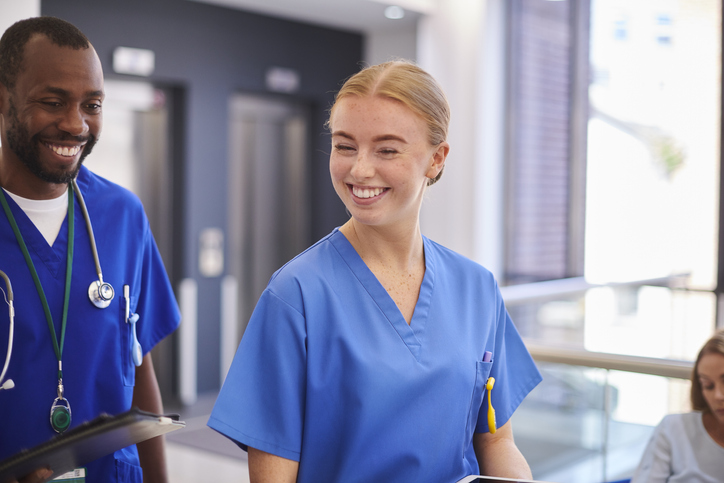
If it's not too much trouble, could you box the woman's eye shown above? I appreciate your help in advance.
[379,148,398,156]
[334,144,354,152]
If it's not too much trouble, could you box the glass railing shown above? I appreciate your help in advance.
[502,277,700,482]
[513,347,692,482]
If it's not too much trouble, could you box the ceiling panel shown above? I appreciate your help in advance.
[186,0,421,33]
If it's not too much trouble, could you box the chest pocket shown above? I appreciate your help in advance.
[465,360,493,440]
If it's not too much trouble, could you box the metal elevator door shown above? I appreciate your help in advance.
[227,94,310,342]
[85,79,178,401]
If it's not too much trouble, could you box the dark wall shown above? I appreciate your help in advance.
[41,0,361,394]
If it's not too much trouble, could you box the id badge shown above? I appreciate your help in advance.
[53,468,86,482]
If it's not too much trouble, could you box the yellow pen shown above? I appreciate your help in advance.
[486,376,496,434]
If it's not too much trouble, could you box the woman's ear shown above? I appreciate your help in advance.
[426,142,450,180]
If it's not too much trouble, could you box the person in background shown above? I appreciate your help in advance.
[208,60,542,483]
[0,16,180,483]
[631,329,724,482]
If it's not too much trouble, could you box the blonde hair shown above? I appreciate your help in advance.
[691,329,724,412]
[329,60,450,186]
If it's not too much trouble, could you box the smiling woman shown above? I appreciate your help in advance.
[208,60,542,483]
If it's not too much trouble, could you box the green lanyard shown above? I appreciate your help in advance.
[0,184,75,432]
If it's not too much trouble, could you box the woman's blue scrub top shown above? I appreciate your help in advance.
[208,229,541,483]
[0,167,180,483]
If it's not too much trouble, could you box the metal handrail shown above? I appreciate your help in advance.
[526,342,694,380]
[500,275,688,305]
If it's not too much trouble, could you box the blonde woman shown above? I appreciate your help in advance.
[209,61,541,483]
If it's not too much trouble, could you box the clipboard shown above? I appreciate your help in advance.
[456,476,556,483]
[0,407,185,482]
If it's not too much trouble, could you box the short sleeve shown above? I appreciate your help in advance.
[475,285,542,433]
[134,219,181,353]
[208,288,307,462]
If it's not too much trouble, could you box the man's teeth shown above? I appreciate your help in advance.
[353,186,385,199]
[47,144,81,157]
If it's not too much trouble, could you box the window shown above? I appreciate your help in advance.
[506,0,721,360]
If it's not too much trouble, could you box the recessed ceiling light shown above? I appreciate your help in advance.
[385,6,405,20]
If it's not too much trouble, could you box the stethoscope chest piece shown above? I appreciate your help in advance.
[88,280,114,309]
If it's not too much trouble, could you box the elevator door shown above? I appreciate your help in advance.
[84,79,177,400]
[228,94,310,340]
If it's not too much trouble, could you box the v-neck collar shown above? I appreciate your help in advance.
[1,190,69,279]
[329,228,436,361]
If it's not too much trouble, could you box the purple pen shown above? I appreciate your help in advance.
[483,351,492,362]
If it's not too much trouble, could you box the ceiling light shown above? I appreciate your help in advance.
[385,6,405,19]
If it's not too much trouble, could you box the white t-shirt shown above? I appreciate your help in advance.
[3,188,68,246]
[632,412,724,483]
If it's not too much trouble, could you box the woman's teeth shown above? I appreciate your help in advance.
[353,186,385,199]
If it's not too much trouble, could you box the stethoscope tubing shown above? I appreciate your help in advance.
[71,179,105,284]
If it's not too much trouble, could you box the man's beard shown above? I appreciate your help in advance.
[6,98,97,184]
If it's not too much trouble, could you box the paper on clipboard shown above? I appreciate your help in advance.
[0,407,185,482]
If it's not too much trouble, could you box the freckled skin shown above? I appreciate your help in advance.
[328,95,448,323]
[329,95,444,232]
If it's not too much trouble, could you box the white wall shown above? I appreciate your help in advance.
[0,0,41,149]
[0,0,41,36]
[417,0,507,277]
[365,27,417,65]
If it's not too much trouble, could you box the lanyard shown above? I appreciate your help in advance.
[0,184,75,432]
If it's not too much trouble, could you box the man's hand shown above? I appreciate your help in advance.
[10,467,54,483]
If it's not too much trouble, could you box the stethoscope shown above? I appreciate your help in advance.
[0,180,143,405]
[72,179,115,309]
[73,179,141,366]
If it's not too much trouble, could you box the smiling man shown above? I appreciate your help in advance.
[0,17,180,483]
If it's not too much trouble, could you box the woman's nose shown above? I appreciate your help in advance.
[350,150,374,180]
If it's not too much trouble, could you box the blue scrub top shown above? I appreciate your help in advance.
[0,167,180,483]
[209,228,541,483]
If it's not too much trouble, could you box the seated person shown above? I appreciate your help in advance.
[631,329,724,482]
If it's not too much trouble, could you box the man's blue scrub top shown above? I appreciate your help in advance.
[209,229,541,483]
[0,167,180,483]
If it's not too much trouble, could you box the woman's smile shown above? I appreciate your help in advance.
[350,184,389,201]
[329,95,446,229]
